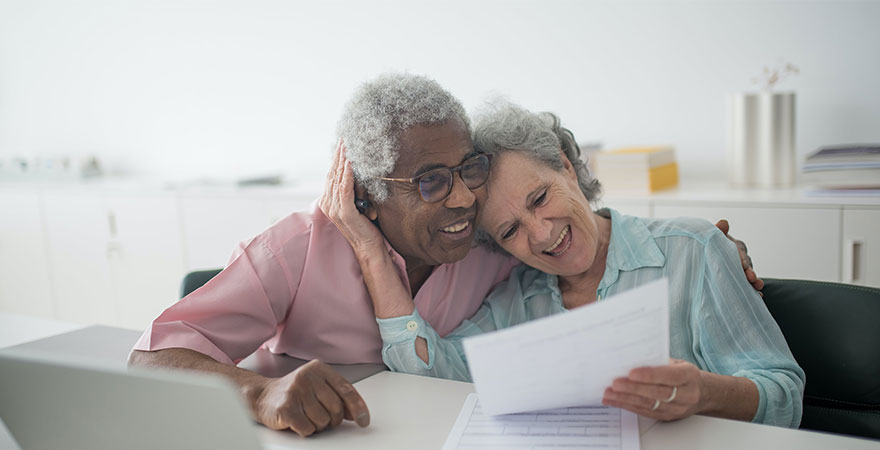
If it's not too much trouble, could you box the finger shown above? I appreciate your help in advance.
[282,403,317,438]
[610,378,677,403]
[602,396,679,421]
[628,364,691,385]
[341,159,356,205]
[301,393,332,433]
[315,382,345,428]
[602,387,655,411]
[714,219,730,235]
[745,267,757,283]
[753,277,765,291]
[320,367,370,427]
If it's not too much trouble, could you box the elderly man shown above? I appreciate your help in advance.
[129,73,760,437]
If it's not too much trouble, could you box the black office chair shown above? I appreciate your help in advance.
[762,278,880,439]
[180,268,222,299]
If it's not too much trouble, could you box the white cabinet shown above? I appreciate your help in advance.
[3,181,877,328]
[179,196,272,271]
[0,191,55,317]
[653,204,842,282]
[42,192,184,328]
[842,208,880,287]
[42,193,117,325]
[109,195,185,330]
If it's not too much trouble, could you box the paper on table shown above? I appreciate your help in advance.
[462,278,669,416]
[442,393,640,450]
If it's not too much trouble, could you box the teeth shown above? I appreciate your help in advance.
[441,221,469,233]
[544,226,570,253]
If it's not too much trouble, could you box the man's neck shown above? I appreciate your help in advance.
[405,261,436,297]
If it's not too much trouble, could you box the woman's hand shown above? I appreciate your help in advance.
[602,359,706,421]
[319,139,386,257]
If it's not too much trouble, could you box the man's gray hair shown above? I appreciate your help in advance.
[336,73,470,203]
[473,100,601,252]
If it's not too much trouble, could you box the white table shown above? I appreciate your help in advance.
[2,313,878,450]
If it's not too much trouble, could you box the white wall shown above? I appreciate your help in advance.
[1,0,879,181]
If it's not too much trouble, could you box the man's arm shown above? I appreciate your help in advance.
[128,348,369,437]
[715,219,764,292]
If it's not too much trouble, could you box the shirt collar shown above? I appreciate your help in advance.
[598,208,665,290]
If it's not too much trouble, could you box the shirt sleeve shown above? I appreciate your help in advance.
[131,232,306,365]
[695,230,806,428]
[376,265,550,381]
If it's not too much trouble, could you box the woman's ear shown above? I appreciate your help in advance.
[354,184,378,221]
[560,149,577,180]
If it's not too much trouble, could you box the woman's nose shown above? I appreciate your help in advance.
[444,172,476,209]
[528,217,554,245]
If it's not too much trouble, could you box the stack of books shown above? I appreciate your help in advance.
[802,145,880,194]
[593,146,679,194]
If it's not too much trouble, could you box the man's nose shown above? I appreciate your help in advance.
[444,172,476,209]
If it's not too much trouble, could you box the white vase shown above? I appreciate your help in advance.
[726,91,796,187]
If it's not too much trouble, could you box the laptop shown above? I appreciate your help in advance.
[0,350,264,450]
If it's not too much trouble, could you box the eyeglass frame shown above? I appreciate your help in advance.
[378,153,492,203]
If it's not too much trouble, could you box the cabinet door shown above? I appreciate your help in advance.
[109,194,186,330]
[653,204,841,282]
[0,191,55,318]
[179,197,270,271]
[265,196,317,226]
[842,208,880,288]
[42,193,117,325]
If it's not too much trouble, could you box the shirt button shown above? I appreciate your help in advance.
[406,320,419,332]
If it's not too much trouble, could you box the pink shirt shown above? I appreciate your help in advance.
[133,202,519,365]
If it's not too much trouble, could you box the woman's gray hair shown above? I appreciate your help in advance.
[473,101,601,252]
[336,73,470,203]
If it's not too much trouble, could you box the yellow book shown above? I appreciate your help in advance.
[647,162,679,192]
[594,146,679,193]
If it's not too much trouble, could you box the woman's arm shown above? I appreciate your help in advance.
[603,229,804,428]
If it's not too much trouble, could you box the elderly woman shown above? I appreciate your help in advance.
[322,102,804,428]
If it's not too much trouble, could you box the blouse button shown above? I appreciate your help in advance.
[406,320,419,332]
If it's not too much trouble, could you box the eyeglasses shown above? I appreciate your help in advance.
[379,154,491,203]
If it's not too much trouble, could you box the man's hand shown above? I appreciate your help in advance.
[250,360,370,437]
[714,220,764,293]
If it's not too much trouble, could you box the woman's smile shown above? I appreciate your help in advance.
[542,225,572,256]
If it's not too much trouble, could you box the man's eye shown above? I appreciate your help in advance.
[501,224,518,240]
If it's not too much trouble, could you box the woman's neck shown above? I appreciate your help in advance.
[558,214,612,309]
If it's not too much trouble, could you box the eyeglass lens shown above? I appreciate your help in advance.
[418,154,490,202]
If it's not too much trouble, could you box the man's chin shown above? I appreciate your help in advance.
[433,241,474,264]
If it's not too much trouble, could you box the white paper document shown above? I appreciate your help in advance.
[462,278,669,416]
[442,393,640,450]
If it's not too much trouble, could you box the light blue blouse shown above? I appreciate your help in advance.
[376,209,805,428]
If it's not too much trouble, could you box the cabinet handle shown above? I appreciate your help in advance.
[843,239,864,284]
[107,211,118,237]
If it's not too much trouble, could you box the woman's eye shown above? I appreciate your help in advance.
[534,191,547,206]
[501,224,518,240]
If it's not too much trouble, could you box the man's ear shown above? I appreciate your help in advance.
[354,184,378,221]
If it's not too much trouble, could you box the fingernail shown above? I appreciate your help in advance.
[356,412,370,427]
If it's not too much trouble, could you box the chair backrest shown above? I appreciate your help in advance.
[762,278,880,439]
[180,268,222,299]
